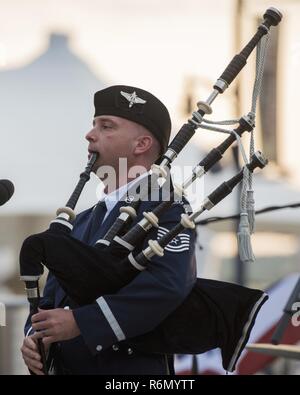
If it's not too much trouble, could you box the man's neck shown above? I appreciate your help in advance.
[103,169,149,194]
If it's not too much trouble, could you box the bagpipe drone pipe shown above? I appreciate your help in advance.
[19,7,281,373]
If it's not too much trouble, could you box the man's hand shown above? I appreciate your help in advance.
[31,308,81,346]
[21,332,49,375]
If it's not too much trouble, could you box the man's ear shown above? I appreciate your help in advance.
[133,135,153,155]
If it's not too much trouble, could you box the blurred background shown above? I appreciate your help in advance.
[0,0,299,375]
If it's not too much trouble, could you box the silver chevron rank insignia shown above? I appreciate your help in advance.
[157,226,190,253]
[120,90,147,108]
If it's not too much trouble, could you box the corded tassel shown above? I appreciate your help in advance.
[237,213,255,263]
[247,189,255,234]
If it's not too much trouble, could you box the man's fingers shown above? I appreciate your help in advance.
[28,365,45,376]
[21,345,41,361]
[31,333,51,352]
[32,330,51,341]
[22,355,44,375]
[32,321,48,331]
[32,310,48,323]
[29,368,45,376]
[23,336,38,352]
[23,355,43,370]
[33,330,51,340]
[21,333,48,375]
[42,336,56,347]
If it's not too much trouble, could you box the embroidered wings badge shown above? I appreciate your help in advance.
[120,91,147,108]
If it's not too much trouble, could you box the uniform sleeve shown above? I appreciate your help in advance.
[24,272,57,336]
[72,202,197,356]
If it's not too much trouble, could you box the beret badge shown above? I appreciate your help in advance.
[120,90,147,108]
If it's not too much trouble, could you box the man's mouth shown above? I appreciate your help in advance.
[87,151,100,172]
[88,150,98,159]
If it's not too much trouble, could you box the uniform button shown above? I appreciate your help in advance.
[96,345,103,352]
[127,348,133,355]
[112,344,119,351]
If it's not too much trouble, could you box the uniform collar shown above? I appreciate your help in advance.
[103,171,149,217]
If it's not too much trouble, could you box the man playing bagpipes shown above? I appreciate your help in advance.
[20,85,268,376]
[20,7,283,375]
[21,85,197,375]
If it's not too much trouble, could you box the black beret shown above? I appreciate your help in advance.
[94,85,171,154]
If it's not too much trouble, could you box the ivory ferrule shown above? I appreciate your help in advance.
[147,240,164,257]
[139,217,155,231]
[203,197,215,211]
[142,244,157,260]
[128,253,146,272]
[143,212,159,228]
[113,236,134,251]
[196,101,212,115]
[56,207,76,221]
[180,214,195,229]
[25,288,39,299]
[213,80,228,94]
[120,206,137,219]
[50,219,73,230]
[20,275,41,281]
[182,165,205,189]
[96,239,110,246]
[151,163,168,179]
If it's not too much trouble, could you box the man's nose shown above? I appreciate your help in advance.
[85,128,96,142]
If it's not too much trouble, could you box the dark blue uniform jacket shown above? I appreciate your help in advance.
[25,197,196,374]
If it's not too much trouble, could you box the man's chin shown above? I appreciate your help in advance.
[94,162,108,177]
[92,163,101,174]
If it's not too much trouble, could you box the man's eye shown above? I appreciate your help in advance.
[102,124,112,129]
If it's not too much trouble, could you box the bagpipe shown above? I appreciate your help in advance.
[20,7,282,374]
